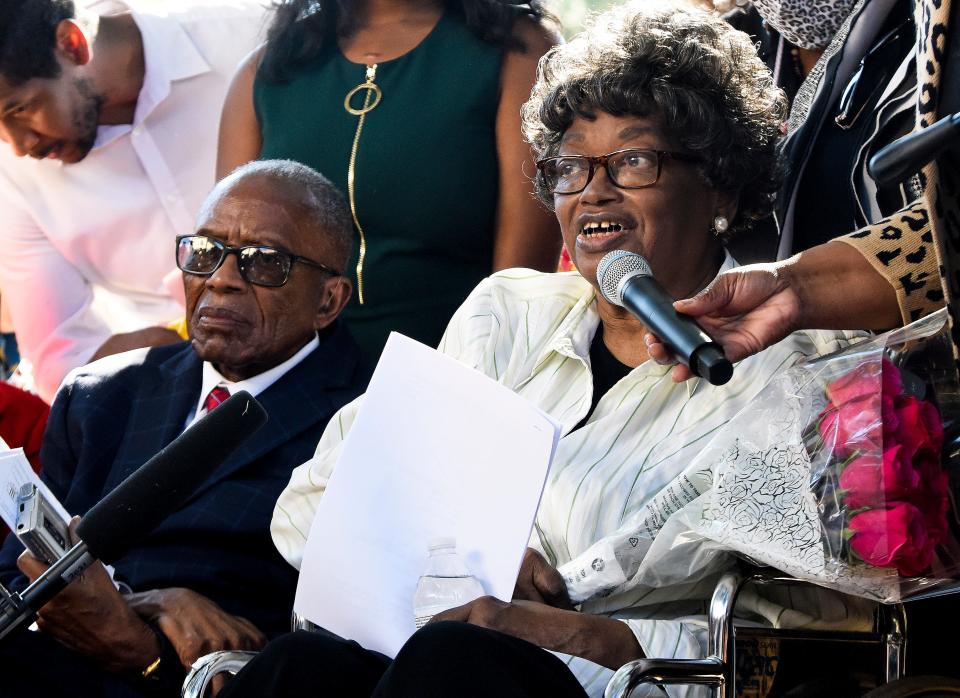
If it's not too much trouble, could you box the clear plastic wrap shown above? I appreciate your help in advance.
[560,310,960,606]
[695,309,960,602]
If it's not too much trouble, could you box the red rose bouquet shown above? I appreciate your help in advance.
[812,357,949,579]
[696,309,960,602]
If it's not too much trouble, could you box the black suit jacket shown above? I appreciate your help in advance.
[0,322,369,637]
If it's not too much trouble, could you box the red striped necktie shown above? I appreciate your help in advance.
[203,385,231,413]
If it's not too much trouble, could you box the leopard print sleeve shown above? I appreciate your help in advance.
[834,200,945,324]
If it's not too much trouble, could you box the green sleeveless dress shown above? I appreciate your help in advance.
[254,14,503,361]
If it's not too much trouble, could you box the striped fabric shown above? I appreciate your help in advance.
[272,266,857,697]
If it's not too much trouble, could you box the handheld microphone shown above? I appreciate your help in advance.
[596,250,733,386]
[868,112,960,186]
[0,390,268,641]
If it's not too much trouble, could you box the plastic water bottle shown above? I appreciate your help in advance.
[412,537,485,629]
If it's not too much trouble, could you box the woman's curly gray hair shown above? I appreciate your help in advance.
[522,3,788,236]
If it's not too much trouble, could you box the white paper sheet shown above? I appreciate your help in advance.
[294,333,560,658]
[0,449,71,530]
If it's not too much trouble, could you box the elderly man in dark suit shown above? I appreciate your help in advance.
[0,159,369,696]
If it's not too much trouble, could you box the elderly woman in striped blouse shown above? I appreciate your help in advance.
[252,5,860,698]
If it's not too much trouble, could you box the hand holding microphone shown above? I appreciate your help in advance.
[16,520,163,674]
[624,256,801,383]
[596,250,736,385]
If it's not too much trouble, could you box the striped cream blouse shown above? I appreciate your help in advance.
[272,265,856,697]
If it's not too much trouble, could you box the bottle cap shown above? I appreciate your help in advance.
[427,536,456,551]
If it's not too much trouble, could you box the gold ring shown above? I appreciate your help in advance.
[344,83,382,116]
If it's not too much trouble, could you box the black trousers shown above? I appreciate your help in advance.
[219,622,590,698]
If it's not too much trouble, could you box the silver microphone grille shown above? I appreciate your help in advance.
[596,250,652,306]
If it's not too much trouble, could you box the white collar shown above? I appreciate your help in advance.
[92,6,211,151]
[194,335,320,419]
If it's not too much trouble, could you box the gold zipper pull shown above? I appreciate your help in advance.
[344,64,381,305]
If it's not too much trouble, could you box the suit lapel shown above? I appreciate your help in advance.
[182,322,363,501]
[104,345,203,492]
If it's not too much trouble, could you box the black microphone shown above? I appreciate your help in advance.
[0,390,268,641]
[596,250,733,386]
[868,112,960,186]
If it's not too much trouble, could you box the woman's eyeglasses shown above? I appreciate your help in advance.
[536,148,699,195]
[176,234,341,288]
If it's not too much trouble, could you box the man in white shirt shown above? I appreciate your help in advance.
[0,0,270,402]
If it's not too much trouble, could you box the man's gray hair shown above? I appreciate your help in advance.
[223,159,353,269]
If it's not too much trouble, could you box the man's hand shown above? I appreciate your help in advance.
[512,548,572,609]
[647,264,799,382]
[127,587,266,669]
[17,551,159,673]
[429,597,642,669]
[90,326,183,362]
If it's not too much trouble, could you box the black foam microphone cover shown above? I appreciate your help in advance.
[75,390,268,564]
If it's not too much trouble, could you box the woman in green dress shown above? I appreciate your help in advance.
[217,0,560,361]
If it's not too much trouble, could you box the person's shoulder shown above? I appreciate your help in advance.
[61,342,192,394]
[440,270,592,368]
[480,268,592,305]
[140,0,271,59]
[134,0,270,24]
[457,268,593,331]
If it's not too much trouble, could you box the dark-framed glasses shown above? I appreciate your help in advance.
[536,148,700,195]
[176,234,341,288]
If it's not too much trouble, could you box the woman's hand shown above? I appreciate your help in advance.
[647,240,901,381]
[646,263,799,382]
[512,548,573,609]
[429,597,642,669]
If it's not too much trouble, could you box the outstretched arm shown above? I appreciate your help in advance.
[216,46,265,181]
[431,598,642,669]
[649,240,902,381]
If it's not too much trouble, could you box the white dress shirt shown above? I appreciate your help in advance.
[272,264,862,697]
[184,335,320,430]
[0,0,269,402]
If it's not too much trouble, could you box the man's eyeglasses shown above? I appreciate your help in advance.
[176,235,341,288]
[536,148,699,195]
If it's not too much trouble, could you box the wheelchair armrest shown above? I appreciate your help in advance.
[182,650,259,698]
[604,570,747,698]
[605,658,726,698]
[604,567,907,698]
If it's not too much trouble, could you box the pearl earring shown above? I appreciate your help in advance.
[712,216,729,235]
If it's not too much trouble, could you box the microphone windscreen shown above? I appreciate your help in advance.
[76,390,268,563]
[596,250,652,306]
